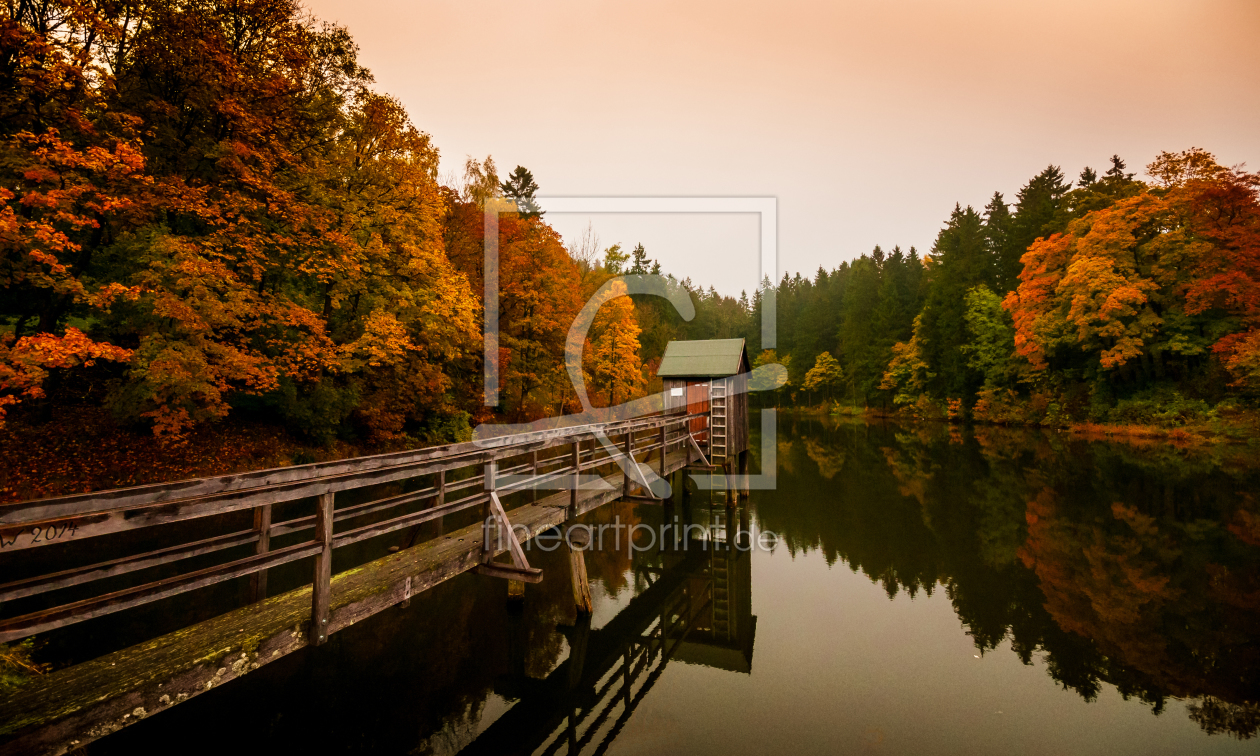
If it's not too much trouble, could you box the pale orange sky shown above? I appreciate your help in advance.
[305,0,1260,296]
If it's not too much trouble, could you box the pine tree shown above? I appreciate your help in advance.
[982,192,1015,292]
[1011,166,1070,247]
[1104,154,1134,182]
[838,256,882,403]
[628,243,653,274]
[917,204,991,396]
[500,165,543,218]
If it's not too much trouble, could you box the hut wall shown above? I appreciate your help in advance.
[727,371,749,457]
[663,378,689,413]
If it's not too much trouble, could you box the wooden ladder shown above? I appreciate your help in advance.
[709,380,728,465]
[711,551,731,640]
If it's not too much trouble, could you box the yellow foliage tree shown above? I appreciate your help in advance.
[583,281,644,408]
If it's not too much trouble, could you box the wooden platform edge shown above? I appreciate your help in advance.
[0,449,695,756]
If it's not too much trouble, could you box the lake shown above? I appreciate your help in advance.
[91,410,1260,755]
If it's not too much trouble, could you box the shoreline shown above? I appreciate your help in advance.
[769,403,1260,447]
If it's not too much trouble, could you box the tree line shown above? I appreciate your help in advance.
[737,153,1260,426]
[0,0,731,446]
[3,1,1257,451]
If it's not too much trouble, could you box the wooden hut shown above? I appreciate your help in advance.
[657,338,750,475]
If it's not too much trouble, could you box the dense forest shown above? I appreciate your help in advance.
[2,0,1259,480]
[751,152,1260,430]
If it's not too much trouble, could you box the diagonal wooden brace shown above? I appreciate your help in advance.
[599,431,656,493]
[686,432,712,468]
[475,491,543,583]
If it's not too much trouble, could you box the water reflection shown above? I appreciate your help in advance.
[461,510,756,755]
[760,415,1260,740]
[92,414,1260,753]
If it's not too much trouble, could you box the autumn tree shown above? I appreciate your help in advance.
[1,1,485,443]
[583,281,644,407]
[752,349,791,404]
[880,315,935,406]
[802,351,845,402]
[463,156,501,207]
[0,0,154,424]
[1153,149,1260,393]
[1002,175,1228,388]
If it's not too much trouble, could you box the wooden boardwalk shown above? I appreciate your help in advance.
[0,413,714,755]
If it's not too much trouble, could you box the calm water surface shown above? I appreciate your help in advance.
[95,411,1260,755]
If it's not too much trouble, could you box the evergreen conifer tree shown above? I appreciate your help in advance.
[500,165,543,218]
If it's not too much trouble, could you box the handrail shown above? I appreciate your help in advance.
[0,410,709,645]
[0,411,697,526]
[0,411,704,549]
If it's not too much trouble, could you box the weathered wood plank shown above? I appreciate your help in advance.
[248,504,271,603]
[0,530,259,603]
[476,563,543,584]
[0,542,320,643]
[569,545,593,614]
[622,432,632,498]
[659,427,667,479]
[308,493,334,646]
[570,441,579,514]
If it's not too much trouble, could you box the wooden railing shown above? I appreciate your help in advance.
[0,411,709,645]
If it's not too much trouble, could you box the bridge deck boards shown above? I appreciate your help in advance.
[0,449,695,756]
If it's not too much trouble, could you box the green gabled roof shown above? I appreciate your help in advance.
[656,338,749,378]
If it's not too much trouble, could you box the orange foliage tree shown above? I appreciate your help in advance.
[1002,149,1260,392]
[1,1,482,443]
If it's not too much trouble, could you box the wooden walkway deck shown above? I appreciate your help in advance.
[0,413,713,755]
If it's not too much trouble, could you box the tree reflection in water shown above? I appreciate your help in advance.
[92,413,1260,754]
[757,413,1260,739]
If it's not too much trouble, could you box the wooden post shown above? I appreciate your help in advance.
[569,529,593,614]
[623,648,632,703]
[570,440,580,516]
[738,450,749,499]
[623,431,633,497]
[567,614,591,688]
[659,426,667,479]
[483,458,497,559]
[435,468,445,536]
[405,469,444,549]
[531,450,539,504]
[248,504,271,603]
[309,492,334,646]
